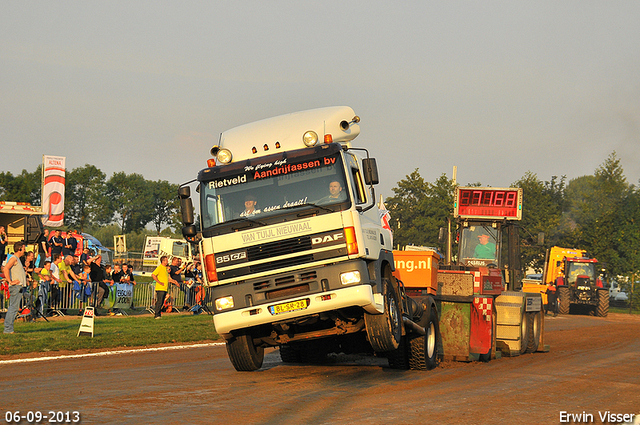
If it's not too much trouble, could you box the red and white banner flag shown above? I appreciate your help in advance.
[378,195,393,246]
[42,155,66,227]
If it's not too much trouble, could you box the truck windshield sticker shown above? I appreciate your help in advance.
[241,221,312,243]
[200,151,349,229]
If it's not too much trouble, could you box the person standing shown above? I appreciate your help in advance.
[152,256,174,319]
[62,231,76,257]
[3,241,27,334]
[0,226,8,267]
[37,229,50,269]
[88,254,106,313]
[50,230,64,259]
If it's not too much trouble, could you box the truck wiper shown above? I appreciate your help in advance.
[282,202,334,214]
[221,216,267,229]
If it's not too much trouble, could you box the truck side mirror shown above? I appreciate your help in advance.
[362,158,379,185]
[178,186,194,226]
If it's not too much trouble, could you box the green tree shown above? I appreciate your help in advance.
[513,172,565,272]
[576,152,632,276]
[65,164,106,232]
[385,170,454,250]
[105,172,154,233]
[0,166,42,204]
[149,180,179,235]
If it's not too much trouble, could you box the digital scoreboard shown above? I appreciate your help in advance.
[454,187,523,220]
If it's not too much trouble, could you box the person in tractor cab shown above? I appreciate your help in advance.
[473,233,496,259]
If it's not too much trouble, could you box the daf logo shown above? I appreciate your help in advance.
[312,232,344,245]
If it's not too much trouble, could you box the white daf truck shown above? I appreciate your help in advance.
[179,107,439,371]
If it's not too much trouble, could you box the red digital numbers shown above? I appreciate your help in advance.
[457,188,521,219]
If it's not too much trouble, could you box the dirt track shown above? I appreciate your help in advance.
[1,313,639,425]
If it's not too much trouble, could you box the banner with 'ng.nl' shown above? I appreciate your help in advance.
[42,155,66,227]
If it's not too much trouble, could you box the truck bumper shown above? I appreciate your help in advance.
[213,284,383,335]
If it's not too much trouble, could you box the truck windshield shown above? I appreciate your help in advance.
[199,148,349,229]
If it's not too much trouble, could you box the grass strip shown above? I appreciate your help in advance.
[0,313,221,356]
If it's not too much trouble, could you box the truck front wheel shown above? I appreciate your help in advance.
[365,278,402,352]
[226,332,264,371]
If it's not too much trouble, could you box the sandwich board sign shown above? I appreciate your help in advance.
[77,307,95,337]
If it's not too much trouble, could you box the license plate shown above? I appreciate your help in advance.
[269,299,310,315]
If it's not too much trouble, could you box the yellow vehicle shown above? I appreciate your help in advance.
[542,246,608,317]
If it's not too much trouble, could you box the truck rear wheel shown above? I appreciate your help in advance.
[279,344,303,363]
[558,287,570,315]
[408,305,439,370]
[226,332,264,371]
[365,278,402,352]
[386,336,410,369]
[596,288,609,317]
[526,311,541,353]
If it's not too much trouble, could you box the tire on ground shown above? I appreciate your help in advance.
[408,304,439,370]
[596,288,609,317]
[365,278,402,352]
[386,335,410,370]
[525,311,541,353]
[558,286,570,315]
[226,332,264,372]
[279,344,302,363]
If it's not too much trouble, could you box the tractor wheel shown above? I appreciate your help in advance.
[596,288,609,317]
[279,344,303,363]
[558,287,570,315]
[519,308,529,355]
[526,311,541,353]
[365,278,402,352]
[409,305,439,370]
[226,332,264,371]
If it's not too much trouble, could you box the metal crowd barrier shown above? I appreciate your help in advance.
[0,279,214,319]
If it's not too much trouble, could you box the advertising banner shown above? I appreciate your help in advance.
[42,155,66,227]
[104,283,134,310]
[142,236,163,267]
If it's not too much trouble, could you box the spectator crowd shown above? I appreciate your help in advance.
[1,229,206,334]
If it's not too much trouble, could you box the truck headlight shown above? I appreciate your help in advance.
[215,296,234,311]
[340,271,361,285]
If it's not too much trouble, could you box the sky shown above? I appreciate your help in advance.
[2,1,639,201]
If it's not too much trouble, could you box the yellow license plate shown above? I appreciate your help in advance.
[269,299,310,315]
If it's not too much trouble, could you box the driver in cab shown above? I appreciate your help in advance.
[474,233,496,259]
[240,194,261,217]
[318,180,347,204]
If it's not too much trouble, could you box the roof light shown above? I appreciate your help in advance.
[216,148,233,164]
[263,144,269,151]
[324,134,333,143]
[303,131,318,147]
[207,158,216,168]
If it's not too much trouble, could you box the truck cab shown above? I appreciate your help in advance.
[179,107,398,370]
